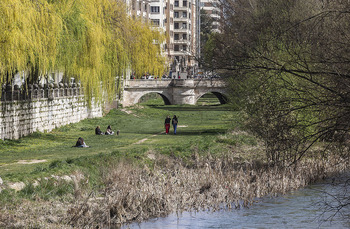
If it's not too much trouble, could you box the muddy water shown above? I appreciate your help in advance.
[125,177,350,229]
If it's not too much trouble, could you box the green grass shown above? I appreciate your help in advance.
[0,97,254,183]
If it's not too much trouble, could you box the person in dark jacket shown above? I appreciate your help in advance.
[75,137,89,147]
[95,126,103,135]
[172,115,178,134]
[164,115,171,134]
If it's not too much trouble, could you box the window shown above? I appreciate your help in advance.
[174,1,179,7]
[174,22,179,29]
[151,6,160,13]
[164,18,167,24]
[183,45,187,51]
[183,0,187,7]
[183,34,187,40]
[182,12,187,18]
[151,19,160,26]
[182,23,187,29]
[174,34,179,40]
[174,11,179,18]
[174,45,179,51]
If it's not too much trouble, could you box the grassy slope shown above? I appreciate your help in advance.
[0,96,253,182]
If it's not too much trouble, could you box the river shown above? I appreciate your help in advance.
[125,176,350,228]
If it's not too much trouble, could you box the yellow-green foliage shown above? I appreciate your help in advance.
[0,0,61,81]
[0,0,166,102]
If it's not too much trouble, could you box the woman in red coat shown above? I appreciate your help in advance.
[164,115,171,134]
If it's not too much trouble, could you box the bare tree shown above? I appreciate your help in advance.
[203,0,350,165]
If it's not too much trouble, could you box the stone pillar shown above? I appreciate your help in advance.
[171,79,196,105]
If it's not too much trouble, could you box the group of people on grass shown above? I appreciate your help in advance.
[164,115,178,134]
[75,115,178,148]
[74,125,116,147]
[95,125,115,135]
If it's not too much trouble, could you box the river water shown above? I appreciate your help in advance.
[125,176,350,229]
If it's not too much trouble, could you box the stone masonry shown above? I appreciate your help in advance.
[0,83,103,140]
[122,78,228,107]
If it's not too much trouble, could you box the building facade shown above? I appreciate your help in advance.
[200,0,221,33]
[128,0,200,78]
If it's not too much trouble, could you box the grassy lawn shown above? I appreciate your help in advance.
[0,95,254,182]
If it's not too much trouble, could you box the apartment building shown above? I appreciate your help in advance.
[129,0,200,77]
[200,0,221,33]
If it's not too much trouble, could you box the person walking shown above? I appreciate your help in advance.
[164,115,171,134]
[172,115,178,134]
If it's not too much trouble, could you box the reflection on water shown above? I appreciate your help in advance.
[125,177,350,229]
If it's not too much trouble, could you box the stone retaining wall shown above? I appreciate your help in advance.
[0,83,103,140]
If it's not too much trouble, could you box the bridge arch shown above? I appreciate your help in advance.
[121,79,227,107]
[195,90,229,105]
[134,91,172,105]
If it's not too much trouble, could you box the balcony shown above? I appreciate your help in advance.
[173,16,188,22]
[171,50,189,56]
[174,6,188,11]
[173,39,189,44]
[174,28,189,33]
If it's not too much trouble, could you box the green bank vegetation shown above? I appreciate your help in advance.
[1,96,348,227]
[0,95,255,186]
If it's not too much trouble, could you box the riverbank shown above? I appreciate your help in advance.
[0,97,349,227]
[0,151,348,228]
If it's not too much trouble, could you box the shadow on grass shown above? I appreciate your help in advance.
[147,104,233,112]
[137,129,227,136]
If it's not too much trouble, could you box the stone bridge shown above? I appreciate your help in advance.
[122,79,228,106]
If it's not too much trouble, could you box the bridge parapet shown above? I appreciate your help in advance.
[125,79,226,88]
[125,79,172,88]
[193,79,226,87]
[122,78,227,106]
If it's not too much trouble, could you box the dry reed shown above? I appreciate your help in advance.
[0,153,349,228]
[66,153,350,228]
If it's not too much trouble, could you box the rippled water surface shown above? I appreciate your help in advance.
[125,179,350,229]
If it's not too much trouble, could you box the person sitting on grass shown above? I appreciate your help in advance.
[95,126,103,135]
[75,137,89,148]
[105,125,114,135]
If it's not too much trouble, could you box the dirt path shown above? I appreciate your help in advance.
[133,125,189,145]
[134,132,164,145]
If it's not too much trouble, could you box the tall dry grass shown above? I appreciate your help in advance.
[66,153,350,228]
[0,152,348,228]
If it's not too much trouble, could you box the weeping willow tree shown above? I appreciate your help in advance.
[128,20,166,78]
[0,0,61,84]
[0,0,166,102]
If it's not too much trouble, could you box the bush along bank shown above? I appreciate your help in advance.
[1,151,348,228]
